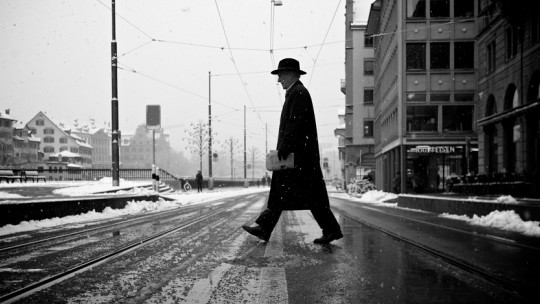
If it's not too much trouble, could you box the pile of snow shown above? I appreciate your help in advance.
[329,190,398,207]
[495,195,518,204]
[0,191,25,199]
[52,178,150,196]
[0,199,176,236]
[441,210,540,237]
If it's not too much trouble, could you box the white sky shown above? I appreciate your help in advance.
[0,0,374,154]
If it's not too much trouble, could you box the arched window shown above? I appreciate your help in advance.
[527,70,540,102]
[503,85,521,173]
[486,94,497,116]
[504,84,519,110]
[526,70,540,173]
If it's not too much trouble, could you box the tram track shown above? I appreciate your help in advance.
[0,200,225,253]
[0,204,236,304]
[332,206,532,302]
[0,193,265,304]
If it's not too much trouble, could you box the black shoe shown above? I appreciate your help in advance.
[313,231,343,244]
[242,225,270,242]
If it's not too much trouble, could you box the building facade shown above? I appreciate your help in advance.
[120,124,171,169]
[0,110,41,168]
[0,110,17,167]
[26,112,93,169]
[336,0,376,185]
[367,0,478,193]
[476,0,540,186]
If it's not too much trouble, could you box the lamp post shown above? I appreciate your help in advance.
[243,105,248,187]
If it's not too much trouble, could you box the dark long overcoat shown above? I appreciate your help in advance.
[267,80,330,211]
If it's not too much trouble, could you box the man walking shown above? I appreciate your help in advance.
[242,58,343,244]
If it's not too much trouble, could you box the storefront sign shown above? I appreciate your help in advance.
[408,145,457,154]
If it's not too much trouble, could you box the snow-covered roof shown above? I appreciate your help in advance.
[50,150,82,158]
[0,111,16,121]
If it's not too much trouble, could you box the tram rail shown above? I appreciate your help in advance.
[0,202,238,304]
[332,206,532,302]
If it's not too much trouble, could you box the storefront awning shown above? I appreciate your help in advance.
[477,100,540,127]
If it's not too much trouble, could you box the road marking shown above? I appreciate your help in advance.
[264,216,284,257]
[183,263,232,303]
[259,216,288,303]
[258,267,288,304]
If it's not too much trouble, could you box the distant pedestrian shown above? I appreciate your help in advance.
[196,170,203,192]
[257,179,260,187]
[393,172,401,194]
[242,58,342,244]
[261,175,266,187]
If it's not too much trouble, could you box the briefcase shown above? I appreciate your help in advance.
[266,150,294,171]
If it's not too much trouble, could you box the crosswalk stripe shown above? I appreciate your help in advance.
[258,267,288,304]
[259,215,288,303]
[182,263,232,303]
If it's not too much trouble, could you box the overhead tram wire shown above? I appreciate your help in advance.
[116,62,239,111]
[213,0,265,127]
[95,0,153,40]
[307,0,343,88]
[95,0,487,54]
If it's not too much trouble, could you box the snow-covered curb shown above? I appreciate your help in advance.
[0,186,268,237]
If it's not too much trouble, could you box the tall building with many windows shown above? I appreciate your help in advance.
[335,0,376,185]
[367,0,478,193]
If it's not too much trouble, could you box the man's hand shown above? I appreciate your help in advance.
[278,149,290,161]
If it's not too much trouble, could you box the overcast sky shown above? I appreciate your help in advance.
[1,0,372,156]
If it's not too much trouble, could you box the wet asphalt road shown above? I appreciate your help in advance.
[3,191,537,303]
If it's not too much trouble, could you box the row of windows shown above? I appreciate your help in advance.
[406,92,475,102]
[407,0,474,19]
[44,147,80,153]
[407,42,474,70]
[406,105,474,132]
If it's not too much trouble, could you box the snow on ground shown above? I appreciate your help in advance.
[0,191,25,199]
[440,211,540,237]
[329,190,398,207]
[0,181,268,237]
[51,178,152,196]
[329,190,540,237]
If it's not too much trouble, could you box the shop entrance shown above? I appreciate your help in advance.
[406,145,475,193]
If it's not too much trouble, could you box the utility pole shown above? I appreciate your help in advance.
[111,0,120,186]
[243,105,247,187]
[208,71,213,190]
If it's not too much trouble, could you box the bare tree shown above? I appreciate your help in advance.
[221,137,241,180]
[248,146,259,180]
[183,121,211,173]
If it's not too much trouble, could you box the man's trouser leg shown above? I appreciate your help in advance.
[255,208,282,234]
[310,206,341,236]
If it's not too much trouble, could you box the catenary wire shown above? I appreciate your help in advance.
[307,0,343,88]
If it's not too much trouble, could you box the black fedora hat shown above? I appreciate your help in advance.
[271,58,306,75]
